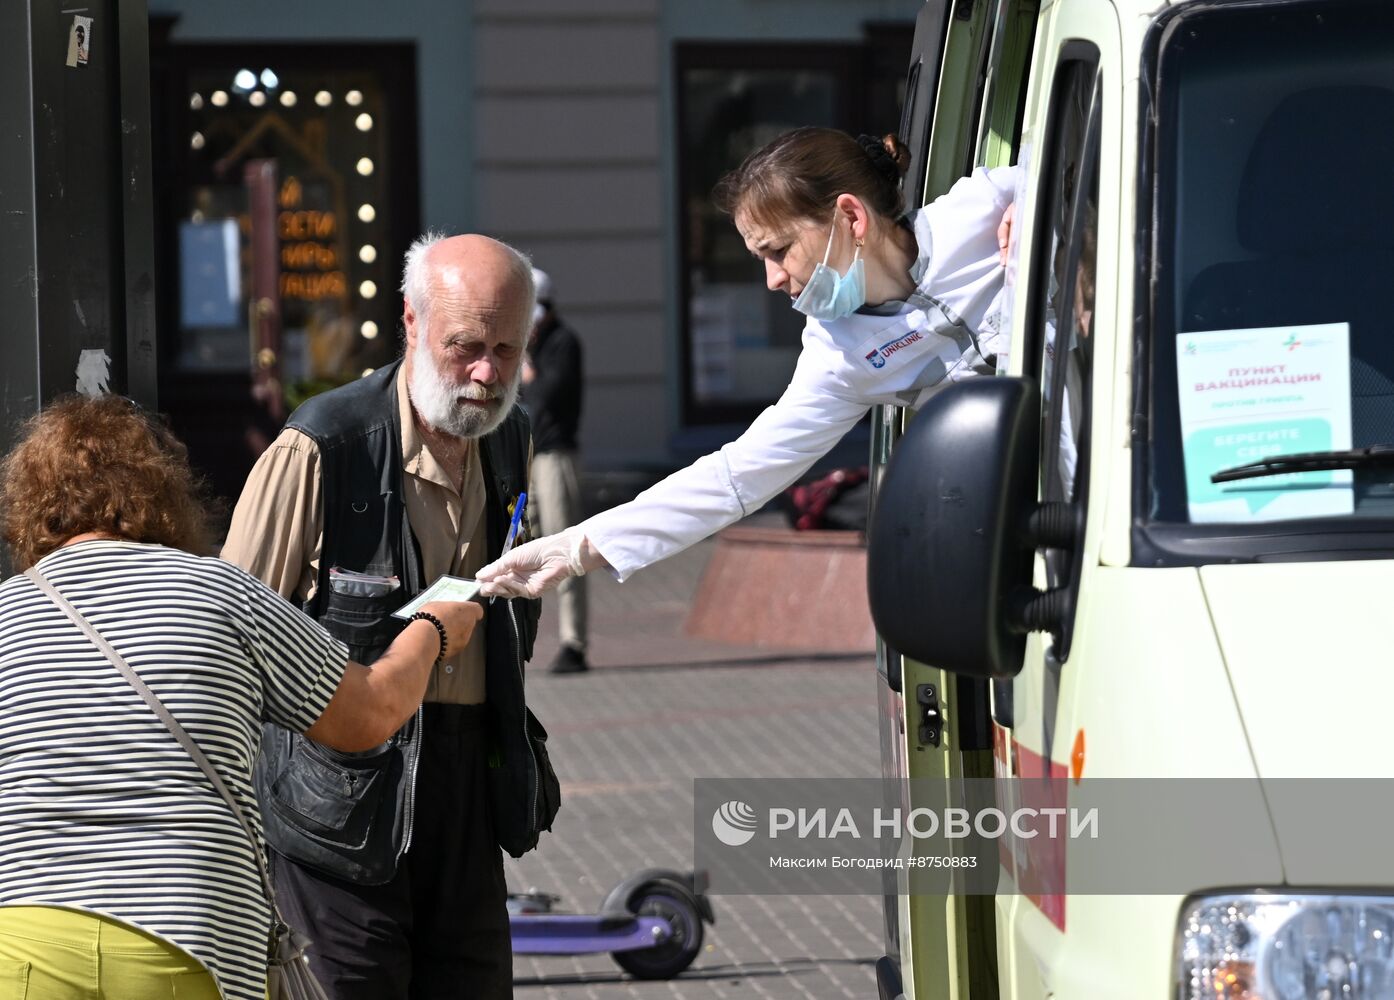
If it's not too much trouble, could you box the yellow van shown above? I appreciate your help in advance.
[867,0,1394,997]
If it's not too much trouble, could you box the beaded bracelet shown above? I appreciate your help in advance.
[409,611,448,666]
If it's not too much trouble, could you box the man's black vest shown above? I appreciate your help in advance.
[253,361,548,883]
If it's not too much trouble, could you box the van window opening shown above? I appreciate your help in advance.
[1026,55,1100,659]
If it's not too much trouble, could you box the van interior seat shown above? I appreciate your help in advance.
[1183,85,1394,449]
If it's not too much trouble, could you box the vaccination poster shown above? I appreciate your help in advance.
[1175,323,1352,523]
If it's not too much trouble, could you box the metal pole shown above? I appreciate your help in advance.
[0,0,156,572]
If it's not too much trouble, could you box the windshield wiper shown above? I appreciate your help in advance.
[1211,445,1394,484]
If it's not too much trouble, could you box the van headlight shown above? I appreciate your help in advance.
[1177,894,1394,999]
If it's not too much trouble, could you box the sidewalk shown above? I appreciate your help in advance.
[508,529,887,998]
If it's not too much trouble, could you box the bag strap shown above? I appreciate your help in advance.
[24,565,284,921]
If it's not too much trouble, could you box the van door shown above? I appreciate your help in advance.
[875,2,1037,998]
[988,1,1119,996]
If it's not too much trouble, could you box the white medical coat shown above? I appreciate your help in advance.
[584,165,1017,580]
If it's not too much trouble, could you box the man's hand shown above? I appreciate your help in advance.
[477,529,604,599]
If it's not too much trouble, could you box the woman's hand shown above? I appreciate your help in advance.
[477,529,605,599]
[997,201,1016,267]
[308,599,483,752]
[415,599,484,659]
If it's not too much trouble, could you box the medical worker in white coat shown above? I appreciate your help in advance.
[478,127,1015,598]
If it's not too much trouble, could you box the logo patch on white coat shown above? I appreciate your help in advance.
[864,329,924,370]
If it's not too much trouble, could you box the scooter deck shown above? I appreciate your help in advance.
[509,914,672,955]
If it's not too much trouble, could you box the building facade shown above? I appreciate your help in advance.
[147,0,919,498]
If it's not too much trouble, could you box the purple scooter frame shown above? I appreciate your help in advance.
[508,868,714,980]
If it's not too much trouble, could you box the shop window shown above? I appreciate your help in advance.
[150,40,418,501]
[675,31,911,425]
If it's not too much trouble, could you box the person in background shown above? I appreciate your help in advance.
[0,394,478,1000]
[521,267,589,674]
[222,233,541,1000]
[478,128,1015,600]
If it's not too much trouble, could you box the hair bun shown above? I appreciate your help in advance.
[857,133,910,186]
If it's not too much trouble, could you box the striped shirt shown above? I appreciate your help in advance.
[0,540,348,1000]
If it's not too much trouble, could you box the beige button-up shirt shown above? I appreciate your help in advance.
[222,365,490,704]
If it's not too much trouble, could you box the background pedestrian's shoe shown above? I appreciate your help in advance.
[549,645,588,674]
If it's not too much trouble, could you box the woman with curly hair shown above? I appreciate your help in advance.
[0,394,482,1000]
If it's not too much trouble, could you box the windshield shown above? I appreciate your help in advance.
[1148,0,1394,528]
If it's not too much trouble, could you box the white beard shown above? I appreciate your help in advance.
[408,335,521,439]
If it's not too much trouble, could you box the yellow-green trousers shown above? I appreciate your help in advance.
[0,906,220,1000]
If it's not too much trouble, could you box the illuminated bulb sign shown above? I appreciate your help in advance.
[276,176,347,301]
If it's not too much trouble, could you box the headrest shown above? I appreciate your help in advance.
[1238,85,1394,254]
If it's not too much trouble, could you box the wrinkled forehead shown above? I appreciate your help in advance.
[425,262,529,343]
[735,207,794,255]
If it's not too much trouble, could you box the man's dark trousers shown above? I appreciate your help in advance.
[270,703,511,1000]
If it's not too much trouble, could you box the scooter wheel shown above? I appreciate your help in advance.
[613,890,703,980]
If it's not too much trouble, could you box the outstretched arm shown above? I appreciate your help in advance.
[478,368,868,597]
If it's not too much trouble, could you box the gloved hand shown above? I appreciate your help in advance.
[476,528,603,599]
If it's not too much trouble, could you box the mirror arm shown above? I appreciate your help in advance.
[1026,501,1078,550]
[1007,586,1069,634]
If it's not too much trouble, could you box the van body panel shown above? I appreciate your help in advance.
[994,887,1204,999]
[1199,560,1394,781]
[1047,894,1185,998]
[1043,566,1265,781]
[997,566,1284,990]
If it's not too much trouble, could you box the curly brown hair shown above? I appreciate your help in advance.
[1,395,216,569]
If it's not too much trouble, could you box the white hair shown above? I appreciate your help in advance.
[399,230,536,336]
[400,229,446,325]
[409,332,523,438]
[399,231,535,439]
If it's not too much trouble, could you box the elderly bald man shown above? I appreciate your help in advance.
[224,233,544,1000]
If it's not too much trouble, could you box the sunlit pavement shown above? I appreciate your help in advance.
[509,529,886,999]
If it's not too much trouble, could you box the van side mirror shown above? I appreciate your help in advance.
[866,377,1043,679]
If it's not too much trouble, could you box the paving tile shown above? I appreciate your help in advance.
[510,531,885,997]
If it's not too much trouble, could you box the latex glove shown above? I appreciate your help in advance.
[477,529,600,599]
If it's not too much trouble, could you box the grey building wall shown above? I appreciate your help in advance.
[474,0,667,468]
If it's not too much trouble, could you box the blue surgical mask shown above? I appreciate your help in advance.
[792,216,866,321]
